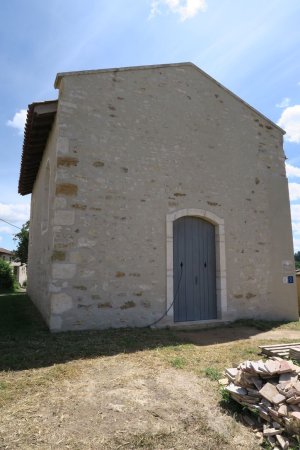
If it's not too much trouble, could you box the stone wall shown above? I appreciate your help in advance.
[11,263,27,286]
[27,118,58,322]
[28,64,298,331]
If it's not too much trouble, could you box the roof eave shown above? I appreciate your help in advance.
[18,100,58,196]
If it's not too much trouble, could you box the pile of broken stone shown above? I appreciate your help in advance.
[223,358,300,449]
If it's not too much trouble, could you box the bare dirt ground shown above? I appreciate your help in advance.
[1,294,299,450]
[0,353,259,450]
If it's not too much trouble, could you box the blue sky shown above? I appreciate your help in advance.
[1,0,300,250]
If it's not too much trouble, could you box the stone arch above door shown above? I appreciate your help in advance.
[166,208,227,323]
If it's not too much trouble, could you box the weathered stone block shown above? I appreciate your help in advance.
[49,314,63,331]
[57,156,78,167]
[78,237,96,247]
[54,197,67,209]
[93,161,104,167]
[53,210,75,226]
[56,136,69,155]
[52,250,66,261]
[52,263,76,279]
[69,251,82,264]
[51,293,73,314]
[56,183,78,196]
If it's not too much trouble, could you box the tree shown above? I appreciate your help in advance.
[294,251,300,270]
[14,221,29,264]
[0,259,15,290]
[295,251,300,262]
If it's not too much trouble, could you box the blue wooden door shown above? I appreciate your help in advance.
[173,216,217,322]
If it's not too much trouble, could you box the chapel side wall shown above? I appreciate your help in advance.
[48,64,298,331]
[27,120,58,323]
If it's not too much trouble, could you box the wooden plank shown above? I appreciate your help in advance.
[259,341,300,360]
[260,348,289,354]
[259,343,300,349]
[289,347,300,361]
[262,347,299,352]
[261,349,294,354]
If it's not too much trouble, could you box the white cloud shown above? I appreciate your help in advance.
[0,203,30,226]
[149,0,207,21]
[291,204,300,222]
[149,0,161,18]
[286,163,300,178]
[289,183,300,201]
[276,97,290,108]
[290,204,300,251]
[293,238,300,252]
[277,105,300,143]
[6,109,27,135]
[292,221,300,235]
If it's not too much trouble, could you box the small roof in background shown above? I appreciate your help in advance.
[0,248,13,255]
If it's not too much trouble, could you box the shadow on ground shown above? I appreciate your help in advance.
[0,292,298,372]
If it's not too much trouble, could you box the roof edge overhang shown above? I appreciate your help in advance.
[54,62,285,134]
[0,248,13,255]
[18,100,58,196]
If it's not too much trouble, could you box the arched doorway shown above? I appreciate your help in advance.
[173,216,217,321]
[166,208,227,323]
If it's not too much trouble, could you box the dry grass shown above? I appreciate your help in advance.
[232,318,300,331]
[0,292,299,449]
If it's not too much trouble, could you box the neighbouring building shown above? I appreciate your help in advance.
[11,262,27,287]
[0,247,14,263]
[0,247,27,286]
[18,63,298,332]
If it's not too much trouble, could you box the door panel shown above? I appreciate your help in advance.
[173,216,217,322]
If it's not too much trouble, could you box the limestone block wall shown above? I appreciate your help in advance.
[27,119,58,322]
[30,64,297,331]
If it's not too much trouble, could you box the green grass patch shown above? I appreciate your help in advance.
[170,356,186,369]
[1,292,291,377]
[219,386,244,415]
[1,291,298,409]
[0,381,7,390]
[0,292,185,372]
[204,367,221,381]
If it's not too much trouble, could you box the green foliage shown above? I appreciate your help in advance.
[13,221,29,264]
[204,367,221,381]
[294,251,300,262]
[261,439,273,450]
[0,259,16,291]
[170,356,186,369]
[220,387,231,402]
[219,387,243,415]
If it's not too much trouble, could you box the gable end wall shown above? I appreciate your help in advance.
[28,65,297,331]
